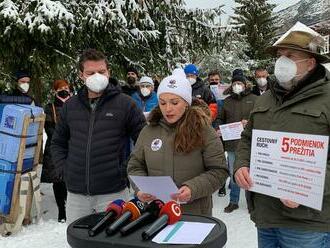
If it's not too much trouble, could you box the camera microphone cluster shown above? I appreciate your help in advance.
[86,198,182,240]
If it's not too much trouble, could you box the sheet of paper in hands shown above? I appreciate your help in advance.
[219,122,244,141]
[250,129,329,210]
[129,176,179,202]
[210,84,230,100]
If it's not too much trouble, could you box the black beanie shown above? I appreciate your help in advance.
[15,70,31,81]
[127,66,139,77]
[232,68,246,83]
[232,68,244,76]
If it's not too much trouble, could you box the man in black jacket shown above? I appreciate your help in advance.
[252,67,269,96]
[0,70,35,104]
[51,49,146,224]
[184,64,218,120]
[121,66,139,96]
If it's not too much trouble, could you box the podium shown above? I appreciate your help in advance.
[67,213,227,248]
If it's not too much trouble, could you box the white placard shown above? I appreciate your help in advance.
[210,84,230,100]
[129,176,179,203]
[152,221,215,244]
[250,129,329,210]
[219,122,244,141]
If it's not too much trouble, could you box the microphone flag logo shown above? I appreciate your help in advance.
[171,202,181,217]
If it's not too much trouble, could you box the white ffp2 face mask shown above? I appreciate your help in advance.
[232,84,244,95]
[256,78,267,87]
[140,87,151,97]
[188,78,196,85]
[85,73,109,93]
[19,83,30,93]
[274,56,297,86]
[274,56,309,90]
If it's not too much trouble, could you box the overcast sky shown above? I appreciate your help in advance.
[185,0,301,24]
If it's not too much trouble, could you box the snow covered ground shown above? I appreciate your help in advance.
[0,182,257,248]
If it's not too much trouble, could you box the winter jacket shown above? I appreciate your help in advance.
[121,83,139,96]
[0,88,34,105]
[234,64,330,232]
[51,79,146,195]
[127,106,228,216]
[219,86,257,152]
[41,98,64,183]
[192,78,217,120]
[131,91,158,112]
[251,81,269,96]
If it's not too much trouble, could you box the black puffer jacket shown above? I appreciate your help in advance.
[0,88,34,104]
[51,79,146,195]
[192,78,216,104]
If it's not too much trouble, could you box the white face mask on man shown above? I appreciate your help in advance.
[274,56,309,90]
[85,73,109,93]
[19,83,30,93]
[256,77,267,87]
[188,78,196,85]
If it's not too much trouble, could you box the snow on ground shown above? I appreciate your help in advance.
[1,182,257,248]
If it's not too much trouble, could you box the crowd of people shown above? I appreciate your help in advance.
[0,22,330,248]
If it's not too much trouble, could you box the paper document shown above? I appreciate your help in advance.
[210,84,230,100]
[219,122,244,141]
[250,129,329,210]
[152,221,215,244]
[129,176,179,203]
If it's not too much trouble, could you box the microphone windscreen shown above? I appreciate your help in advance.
[159,201,182,225]
[105,199,125,216]
[145,199,164,217]
[123,198,145,221]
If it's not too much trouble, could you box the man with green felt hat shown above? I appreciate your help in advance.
[234,22,330,248]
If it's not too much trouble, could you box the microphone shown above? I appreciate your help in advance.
[141,201,182,240]
[106,198,145,236]
[120,199,164,236]
[88,199,125,237]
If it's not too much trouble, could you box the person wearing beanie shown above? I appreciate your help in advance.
[0,70,35,104]
[128,69,229,216]
[184,64,218,121]
[122,66,140,96]
[219,68,257,213]
[41,79,72,222]
[131,76,158,114]
[234,22,330,247]
[15,70,31,94]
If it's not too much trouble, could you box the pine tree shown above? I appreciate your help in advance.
[200,28,252,82]
[0,0,77,103]
[231,0,277,60]
[0,0,225,103]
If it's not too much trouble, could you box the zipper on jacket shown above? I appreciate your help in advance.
[142,101,146,112]
[86,106,96,195]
